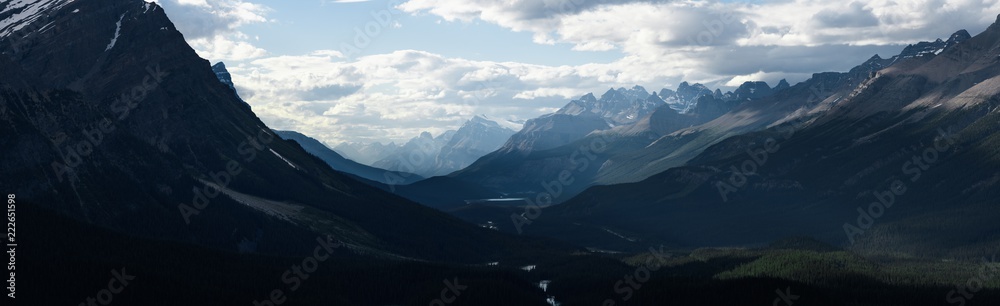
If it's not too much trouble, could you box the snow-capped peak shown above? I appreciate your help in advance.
[471,114,523,132]
[0,0,74,39]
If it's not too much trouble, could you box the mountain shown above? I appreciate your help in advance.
[495,86,674,157]
[887,29,972,64]
[0,0,559,266]
[525,24,1000,257]
[728,81,774,101]
[447,82,764,205]
[0,0,75,39]
[774,79,791,91]
[434,115,520,175]
[441,30,973,228]
[498,108,609,154]
[372,115,520,177]
[6,1,1000,304]
[659,82,715,113]
[372,130,453,176]
[334,141,400,165]
[211,62,238,96]
[274,130,424,185]
[559,86,661,125]
[588,33,962,188]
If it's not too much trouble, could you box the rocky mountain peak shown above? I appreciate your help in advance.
[212,62,237,92]
[623,85,649,95]
[646,91,665,104]
[659,81,714,113]
[945,29,972,48]
[732,81,773,100]
[890,31,971,63]
[601,87,623,100]
[774,79,791,91]
[470,114,491,123]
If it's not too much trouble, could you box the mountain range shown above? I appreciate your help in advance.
[5,0,1000,304]
[346,115,522,178]
[423,30,977,214]
[522,25,998,256]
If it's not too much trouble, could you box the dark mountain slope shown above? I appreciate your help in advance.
[275,130,424,185]
[448,90,747,204]
[526,21,1000,257]
[0,0,565,262]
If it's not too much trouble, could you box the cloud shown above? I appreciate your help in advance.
[812,2,879,28]
[153,0,271,61]
[186,35,268,61]
[397,0,1000,49]
[229,50,612,143]
[163,0,1000,145]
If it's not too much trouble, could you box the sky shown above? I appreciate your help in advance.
[151,0,1000,146]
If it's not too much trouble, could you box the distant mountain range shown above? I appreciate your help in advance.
[274,130,425,185]
[419,29,979,213]
[440,25,998,259]
[338,115,522,178]
[441,80,787,208]
[334,141,400,165]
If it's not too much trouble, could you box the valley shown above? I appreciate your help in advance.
[2,0,999,305]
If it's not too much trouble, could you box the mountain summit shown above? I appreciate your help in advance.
[367,115,519,177]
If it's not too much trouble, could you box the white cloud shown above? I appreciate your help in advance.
[154,0,271,61]
[399,0,1000,49]
[163,0,1000,145]
[187,35,268,61]
[228,49,658,143]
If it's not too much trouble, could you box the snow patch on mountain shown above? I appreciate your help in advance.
[474,114,523,132]
[0,0,74,38]
[105,14,124,51]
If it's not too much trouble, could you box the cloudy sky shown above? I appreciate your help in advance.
[152,0,1000,146]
